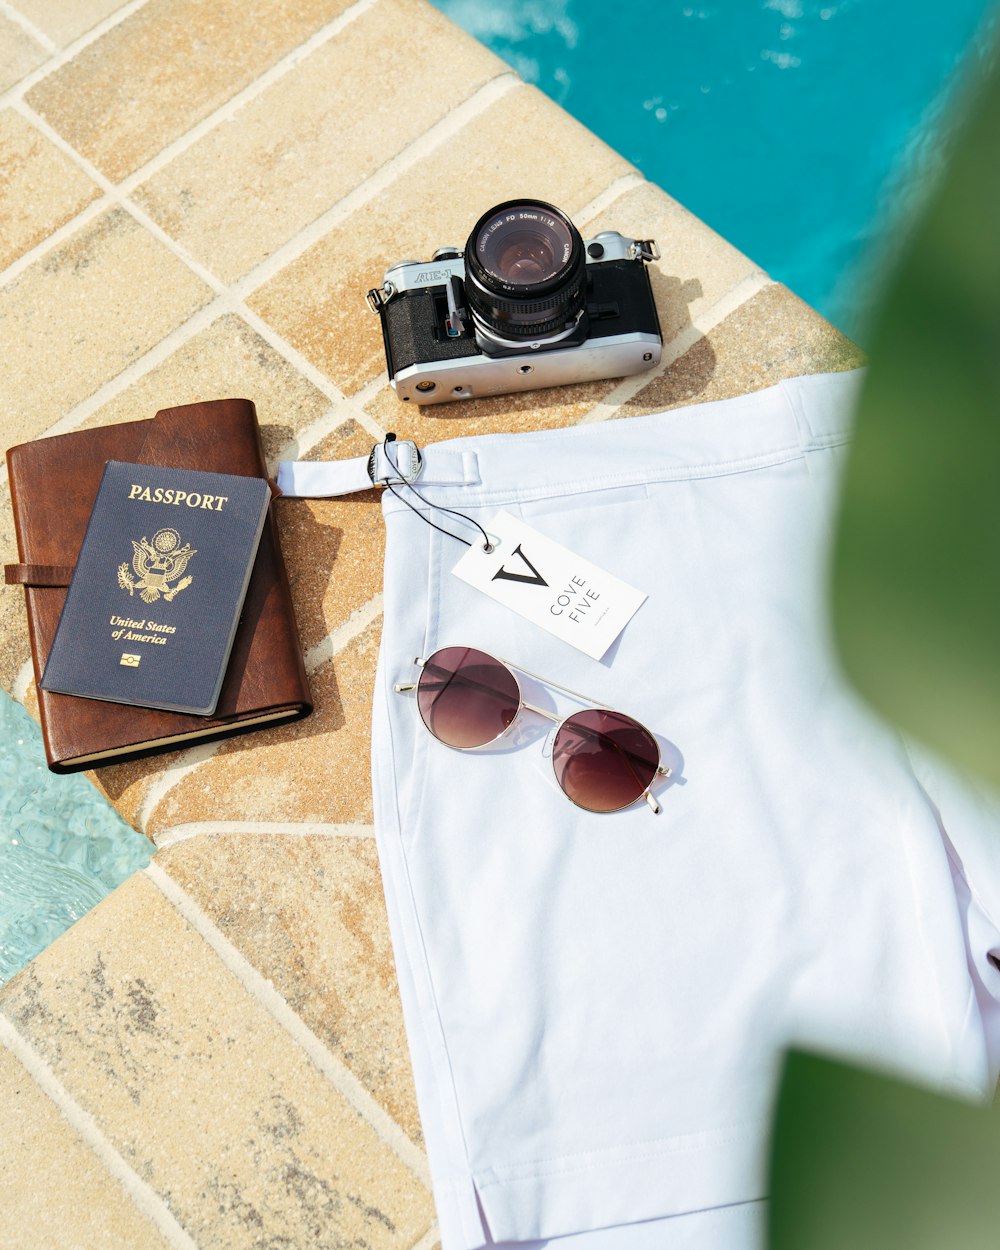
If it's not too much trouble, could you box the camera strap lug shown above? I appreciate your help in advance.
[367,285,391,314]
[629,239,661,263]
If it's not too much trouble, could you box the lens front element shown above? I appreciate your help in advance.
[464,199,587,344]
[474,205,574,286]
[552,709,659,813]
[416,646,521,750]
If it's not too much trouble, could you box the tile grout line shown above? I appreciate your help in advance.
[0,184,112,288]
[273,377,388,462]
[11,656,34,704]
[152,821,376,851]
[232,72,523,300]
[0,1013,201,1250]
[0,0,150,107]
[235,303,356,415]
[0,0,374,125]
[114,0,381,197]
[136,740,225,836]
[0,0,56,53]
[303,592,383,675]
[575,173,648,227]
[20,300,225,445]
[136,590,384,833]
[143,860,432,1189]
[409,1225,441,1250]
[579,269,774,424]
[0,60,515,295]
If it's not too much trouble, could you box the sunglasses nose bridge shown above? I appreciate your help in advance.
[520,699,561,724]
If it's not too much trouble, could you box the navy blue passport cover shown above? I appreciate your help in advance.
[41,461,271,715]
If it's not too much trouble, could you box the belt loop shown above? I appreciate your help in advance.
[277,443,480,498]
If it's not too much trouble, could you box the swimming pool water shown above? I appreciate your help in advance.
[432,0,995,339]
[0,692,152,987]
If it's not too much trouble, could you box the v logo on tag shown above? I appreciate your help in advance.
[452,511,646,660]
[491,543,548,588]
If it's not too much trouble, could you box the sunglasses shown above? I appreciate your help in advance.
[394,645,670,814]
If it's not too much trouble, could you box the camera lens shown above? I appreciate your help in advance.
[464,200,587,346]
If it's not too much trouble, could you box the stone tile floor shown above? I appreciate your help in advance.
[0,1,864,1246]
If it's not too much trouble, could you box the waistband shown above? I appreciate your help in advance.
[278,370,862,509]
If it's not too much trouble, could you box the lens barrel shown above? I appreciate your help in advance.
[464,200,587,345]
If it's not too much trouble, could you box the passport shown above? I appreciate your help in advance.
[40,461,271,716]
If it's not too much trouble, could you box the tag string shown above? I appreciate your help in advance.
[380,437,494,553]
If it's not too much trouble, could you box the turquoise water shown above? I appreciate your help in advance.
[432,0,996,339]
[0,692,152,986]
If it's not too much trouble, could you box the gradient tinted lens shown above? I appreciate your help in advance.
[552,709,659,813]
[416,646,521,749]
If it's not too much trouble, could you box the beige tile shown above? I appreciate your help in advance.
[14,0,131,49]
[156,833,422,1142]
[0,482,31,694]
[0,13,47,92]
[622,281,866,418]
[277,420,385,655]
[88,745,189,834]
[580,179,763,346]
[25,0,357,182]
[21,676,37,720]
[249,82,635,396]
[133,0,505,283]
[78,312,334,470]
[0,873,435,1247]
[147,616,381,834]
[0,207,211,444]
[0,1040,174,1250]
[0,109,100,272]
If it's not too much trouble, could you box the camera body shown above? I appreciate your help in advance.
[368,200,663,405]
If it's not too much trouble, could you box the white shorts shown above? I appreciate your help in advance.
[369,372,1000,1249]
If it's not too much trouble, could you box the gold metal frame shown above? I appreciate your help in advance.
[394,646,671,815]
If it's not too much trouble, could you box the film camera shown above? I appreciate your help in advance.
[367,199,662,405]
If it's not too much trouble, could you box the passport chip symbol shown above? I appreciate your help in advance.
[120,653,141,667]
[118,526,196,604]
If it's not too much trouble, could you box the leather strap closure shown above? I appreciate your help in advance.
[4,563,74,587]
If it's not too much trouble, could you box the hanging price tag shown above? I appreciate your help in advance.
[452,510,646,660]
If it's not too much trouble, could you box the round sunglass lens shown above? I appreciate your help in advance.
[552,709,659,813]
[416,646,520,749]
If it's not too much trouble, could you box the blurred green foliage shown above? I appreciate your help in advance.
[830,31,1000,787]
[769,1052,1000,1250]
[772,24,1000,1250]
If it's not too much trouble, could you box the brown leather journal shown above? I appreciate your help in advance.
[5,398,312,772]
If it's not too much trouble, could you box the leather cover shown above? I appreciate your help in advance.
[6,399,312,772]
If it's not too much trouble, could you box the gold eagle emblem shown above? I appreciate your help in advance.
[118,528,196,604]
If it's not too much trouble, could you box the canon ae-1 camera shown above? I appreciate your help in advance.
[367,199,662,405]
